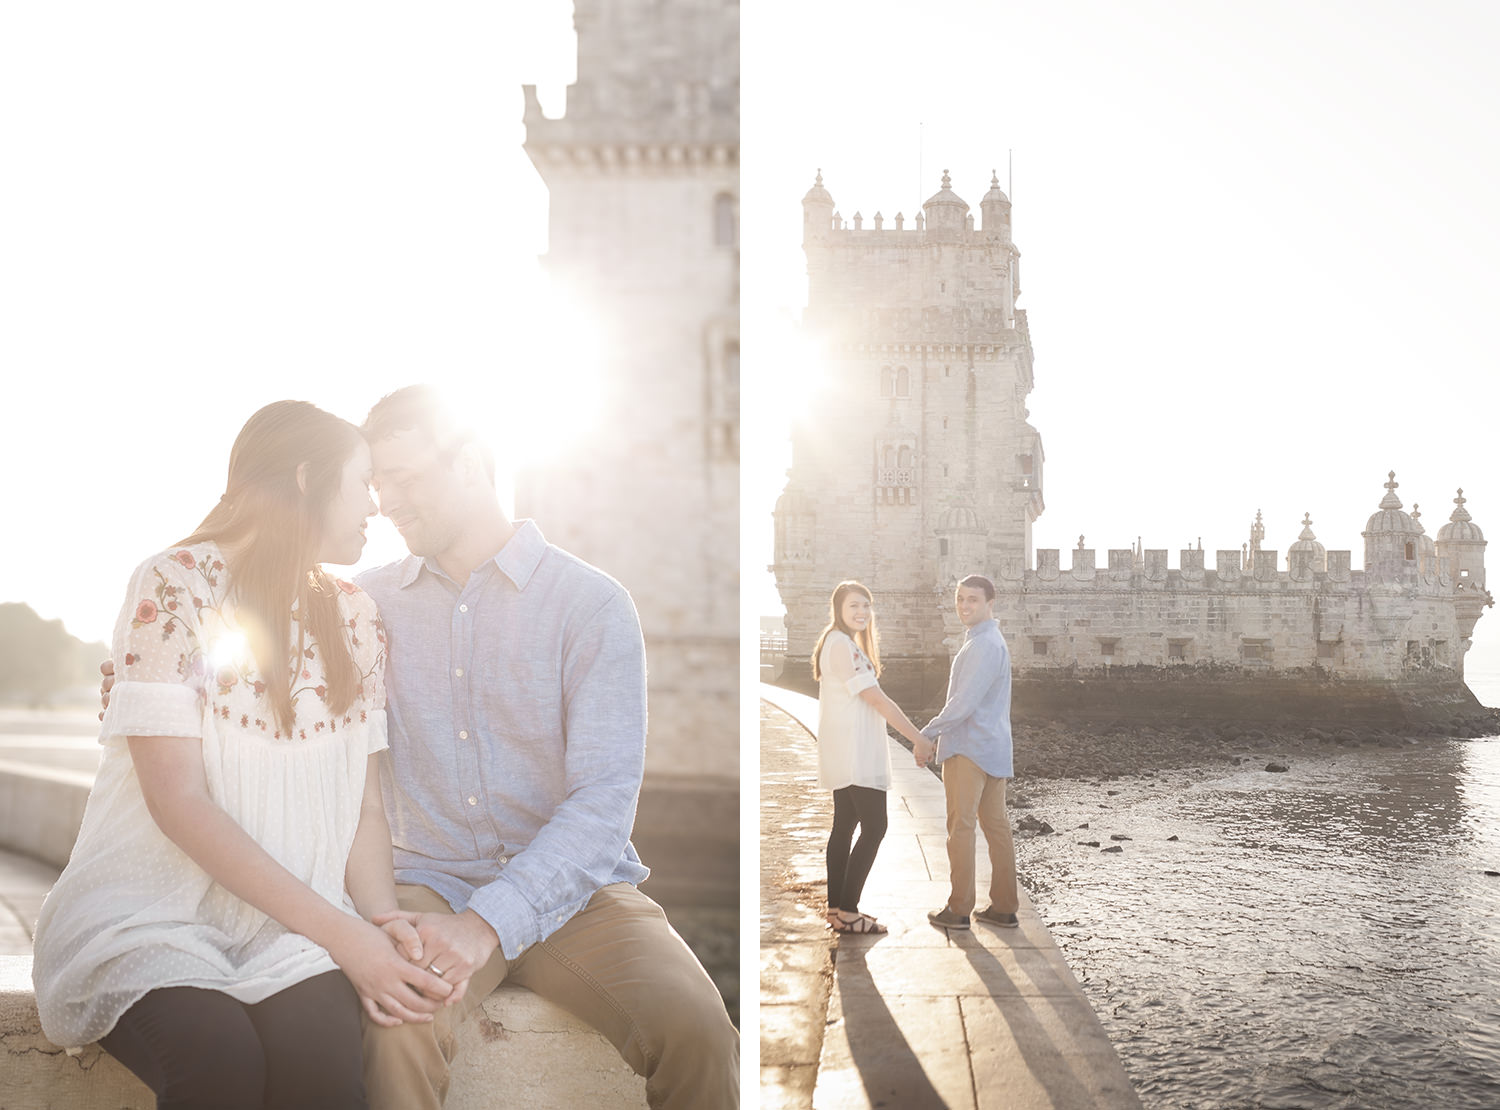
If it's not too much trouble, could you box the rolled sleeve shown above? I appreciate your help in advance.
[101,681,202,742]
[844,670,878,697]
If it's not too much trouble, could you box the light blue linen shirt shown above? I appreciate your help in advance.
[920,619,1013,778]
[356,519,649,959]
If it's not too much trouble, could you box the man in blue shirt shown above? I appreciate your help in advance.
[355,387,738,1110]
[920,575,1020,931]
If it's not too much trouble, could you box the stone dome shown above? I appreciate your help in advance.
[922,170,969,213]
[801,170,833,208]
[1436,489,1484,542]
[936,505,984,533]
[1287,513,1326,562]
[980,171,1011,210]
[1364,472,1417,534]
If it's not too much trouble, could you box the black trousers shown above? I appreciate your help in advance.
[826,784,889,913]
[99,969,367,1110]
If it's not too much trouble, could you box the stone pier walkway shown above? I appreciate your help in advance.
[759,685,1141,1110]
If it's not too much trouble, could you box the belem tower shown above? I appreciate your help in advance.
[773,168,1493,726]
[516,0,738,916]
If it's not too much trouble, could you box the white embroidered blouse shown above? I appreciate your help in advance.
[816,630,892,791]
[32,542,387,1047]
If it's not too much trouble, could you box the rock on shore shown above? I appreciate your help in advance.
[1011,707,1500,780]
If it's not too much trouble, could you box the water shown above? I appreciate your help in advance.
[1016,740,1500,1109]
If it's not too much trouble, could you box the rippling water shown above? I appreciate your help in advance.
[1015,738,1500,1109]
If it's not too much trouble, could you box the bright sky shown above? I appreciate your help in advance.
[742,0,1500,666]
[1,4,582,644]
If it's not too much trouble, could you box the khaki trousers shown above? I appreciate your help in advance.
[362,883,739,1110]
[941,755,1019,917]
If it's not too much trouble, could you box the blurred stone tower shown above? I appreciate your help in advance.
[775,169,1042,703]
[516,0,738,962]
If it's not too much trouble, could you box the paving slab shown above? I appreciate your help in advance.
[759,684,1141,1110]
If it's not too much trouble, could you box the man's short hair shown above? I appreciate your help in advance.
[363,385,495,483]
[958,574,996,602]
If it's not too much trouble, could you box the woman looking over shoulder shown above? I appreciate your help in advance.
[813,580,933,935]
[32,401,452,1110]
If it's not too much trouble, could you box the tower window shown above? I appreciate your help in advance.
[939,539,949,555]
[714,193,736,247]
[895,366,910,397]
[1404,542,1415,561]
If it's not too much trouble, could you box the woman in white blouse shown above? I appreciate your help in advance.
[813,580,932,934]
[32,402,453,1110]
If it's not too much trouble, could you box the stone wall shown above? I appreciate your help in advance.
[518,0,738,788]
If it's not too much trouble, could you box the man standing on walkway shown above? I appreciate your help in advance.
[355,387,739,1109]
[921,575,1020,931]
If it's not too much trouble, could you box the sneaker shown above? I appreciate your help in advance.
[927,907,970,930]
[974,906,1019,928]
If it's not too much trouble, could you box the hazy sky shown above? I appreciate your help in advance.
[6,1,1500,668]
[742,0,1500,666]
[2,4,579,644]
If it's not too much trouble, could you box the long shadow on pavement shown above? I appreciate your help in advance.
[832,937,951,1109]
[956,925,1121,1108]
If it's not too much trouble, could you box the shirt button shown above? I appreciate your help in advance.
[459,730,469,740]
[459,604,468,613]
[498,854,510,864]
[467,795,478,806]
[454,667,464,677]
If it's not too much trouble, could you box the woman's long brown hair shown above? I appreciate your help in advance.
[178,401,364,735]
[811,580,881,681]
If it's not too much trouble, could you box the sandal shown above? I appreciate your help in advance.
[832,910,888,935]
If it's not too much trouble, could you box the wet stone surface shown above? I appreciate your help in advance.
[759,703,835,1110]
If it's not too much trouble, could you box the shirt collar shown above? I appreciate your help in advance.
[964,618,999,641]
[396,519,549,591]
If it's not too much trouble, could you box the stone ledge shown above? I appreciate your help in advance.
[0,955,646,1109]
[0,761,92,871]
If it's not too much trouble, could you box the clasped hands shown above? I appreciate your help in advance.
[350,908,500,1028]
[913,737,936,767]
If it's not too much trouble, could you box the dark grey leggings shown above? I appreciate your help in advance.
[99,970,367,1110]
[826,784,889,913]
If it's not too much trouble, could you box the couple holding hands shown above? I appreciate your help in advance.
[813,576,1021,936]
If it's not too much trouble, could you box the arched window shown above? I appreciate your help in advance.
[897,445,913,469]
[714,193,737,247]
[883,445,896,470]
[895,366,910,397]
[1405,541,1416,561]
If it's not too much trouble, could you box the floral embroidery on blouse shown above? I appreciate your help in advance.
[121,545,385,742]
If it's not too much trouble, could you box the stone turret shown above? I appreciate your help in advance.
[980,170,1012,243]
[1411,504,1438,579]
[922,170,969,240]
[802,170,834,242]
[1363,471,1421,581]
[1287,513,1327,579]
[1435,489,1490,647]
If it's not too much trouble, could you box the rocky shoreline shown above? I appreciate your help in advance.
[1007,706,1500,781]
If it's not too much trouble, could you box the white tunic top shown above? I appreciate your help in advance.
[32,542,388,1047]
[816,630,891,791]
